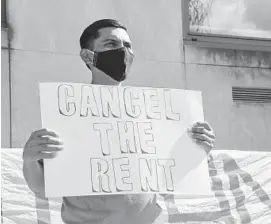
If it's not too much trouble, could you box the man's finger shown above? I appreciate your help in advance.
[31,129,59,138]
[35,137,63,146]
[191,133,207,141]
[193,121,212,131]
[191,133,214,144]
[194,139,213,154]
[23,145,61,161]
[38,145,64,152]
[191,127,214,138]
[39,151,58,159]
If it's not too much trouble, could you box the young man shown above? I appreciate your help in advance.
[23,19,215,224]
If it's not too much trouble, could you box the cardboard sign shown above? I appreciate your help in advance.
[39,83,211,197]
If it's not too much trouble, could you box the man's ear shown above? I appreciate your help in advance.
[80,49,95,65]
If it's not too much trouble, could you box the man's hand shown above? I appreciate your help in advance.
[188,121,215,154]
[23,129,63,163]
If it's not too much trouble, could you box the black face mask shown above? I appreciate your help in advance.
[92,47,134,82]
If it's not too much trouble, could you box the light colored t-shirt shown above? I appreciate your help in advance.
[36,160,161,223]
[61,194,161,224]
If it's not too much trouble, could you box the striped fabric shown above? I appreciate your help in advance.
[2,149,271,224]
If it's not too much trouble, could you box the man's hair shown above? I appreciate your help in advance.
[80,19,127,49]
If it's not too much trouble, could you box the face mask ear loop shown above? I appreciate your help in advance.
[120,74,125,82]
[124,48,134,80]
[80,49,96,68]
[92,52,98,67]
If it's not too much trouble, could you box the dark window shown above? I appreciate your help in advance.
[1,0,7,28]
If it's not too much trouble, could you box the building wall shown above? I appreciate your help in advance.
[5,0,271,150]
[1,27,11,147]
[184,46,271,151]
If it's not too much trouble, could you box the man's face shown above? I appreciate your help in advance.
[81,27,134,85]
[91,27,133,54]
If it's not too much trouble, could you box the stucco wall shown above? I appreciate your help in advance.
[5,0,271,150]
[184,46,271,151]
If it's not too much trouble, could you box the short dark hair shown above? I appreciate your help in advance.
[80,19,127,49]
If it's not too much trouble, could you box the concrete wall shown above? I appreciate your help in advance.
[1,27,11,147]
[184,46,271,151]
[5,0,271,150]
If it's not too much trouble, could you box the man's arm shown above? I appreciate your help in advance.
[23,160,46,198]
[23,129,63,198]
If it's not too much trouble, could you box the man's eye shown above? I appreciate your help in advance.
[106,42,117,47]
[124,44,131,49]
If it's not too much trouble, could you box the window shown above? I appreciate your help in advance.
[1,0,8,48]
[182,0,271,51]
[1,0,7,28]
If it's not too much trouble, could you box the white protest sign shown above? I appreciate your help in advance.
[39,83,211,197]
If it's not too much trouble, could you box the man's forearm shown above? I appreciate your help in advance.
[23,160,46,198]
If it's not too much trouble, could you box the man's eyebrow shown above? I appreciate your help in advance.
[102,38,119,43]
[102,38,132,47]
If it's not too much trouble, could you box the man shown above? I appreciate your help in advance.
[23,19,215,224]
